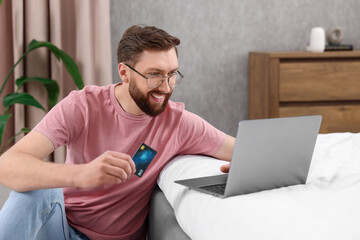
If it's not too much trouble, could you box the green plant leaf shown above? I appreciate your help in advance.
[0,114,11,147]
[15,77,60,109]
[3,93,45,111]
[44,81,60,109]
[1,39,84,100]
[27,40,84,89]
[21,127,31,133]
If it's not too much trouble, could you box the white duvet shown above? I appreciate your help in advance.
[157,133,360,240]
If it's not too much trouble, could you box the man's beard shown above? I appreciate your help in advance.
[128,79,172,117]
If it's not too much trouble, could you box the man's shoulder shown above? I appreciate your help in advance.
[157,101,186,123]
[65,84,113,102]
[165,101,207,120]
[70,84,112,96]
[167,100,185,112]
[161,101,203,125]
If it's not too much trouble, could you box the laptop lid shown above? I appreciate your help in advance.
[224,115,322,197]
[175,115,322,198]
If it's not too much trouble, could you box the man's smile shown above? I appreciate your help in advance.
[150,93,166,103]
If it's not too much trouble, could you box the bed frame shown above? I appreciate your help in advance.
[148,185,190,240]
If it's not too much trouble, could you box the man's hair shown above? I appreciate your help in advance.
[117,25,181,65]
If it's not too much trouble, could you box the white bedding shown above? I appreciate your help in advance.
[157,133,360,240]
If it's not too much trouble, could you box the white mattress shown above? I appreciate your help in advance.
[157,133,360,240]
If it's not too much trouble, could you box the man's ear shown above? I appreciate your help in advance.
[118,63,129,83]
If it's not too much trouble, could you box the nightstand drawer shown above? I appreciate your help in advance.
[279,104,360,133]
[249,51,360,133]
[279,61,360,102]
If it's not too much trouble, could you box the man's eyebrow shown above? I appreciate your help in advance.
[146,67,179,73]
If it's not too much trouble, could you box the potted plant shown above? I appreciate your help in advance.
[0,39,84,154]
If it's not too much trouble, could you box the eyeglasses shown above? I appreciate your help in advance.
[125,63,183,89]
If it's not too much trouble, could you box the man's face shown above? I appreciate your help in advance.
[127,48,179,117]
[128,77,172,117]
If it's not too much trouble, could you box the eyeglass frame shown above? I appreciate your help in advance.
[124,63,184,89]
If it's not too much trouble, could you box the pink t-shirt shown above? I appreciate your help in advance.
[34,83,225,240]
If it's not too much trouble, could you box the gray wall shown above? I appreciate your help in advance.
[111,0,360,137]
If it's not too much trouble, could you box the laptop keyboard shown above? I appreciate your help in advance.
[199,183,226,195]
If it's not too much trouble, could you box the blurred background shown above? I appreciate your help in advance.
[1,0,360,207]
[110,0,360,136]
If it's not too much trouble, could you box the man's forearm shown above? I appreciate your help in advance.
[0,149,137,192]
[0,151,79,192]
[213,134,235,161]
[0,130,136,192]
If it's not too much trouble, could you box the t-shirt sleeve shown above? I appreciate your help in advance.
[176,110,225,156]
[33,91,86,150]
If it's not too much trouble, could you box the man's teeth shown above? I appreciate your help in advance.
[151,94,164,99]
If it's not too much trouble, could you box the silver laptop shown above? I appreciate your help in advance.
[175,115,322,198]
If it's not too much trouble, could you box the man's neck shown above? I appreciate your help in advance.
[114,83,145,116]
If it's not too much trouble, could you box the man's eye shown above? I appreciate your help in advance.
[149,73,162,78]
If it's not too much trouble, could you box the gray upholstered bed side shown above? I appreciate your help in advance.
[148,185,191,240]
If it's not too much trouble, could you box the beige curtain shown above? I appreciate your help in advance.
[0,0,112,162]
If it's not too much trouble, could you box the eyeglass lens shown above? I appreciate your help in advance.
[147,73,182,88]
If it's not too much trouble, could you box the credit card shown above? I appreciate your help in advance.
[132,143,157,177]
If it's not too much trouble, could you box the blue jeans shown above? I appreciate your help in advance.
[0,188,89,240]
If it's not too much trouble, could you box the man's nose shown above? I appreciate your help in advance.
[157,78,171,93]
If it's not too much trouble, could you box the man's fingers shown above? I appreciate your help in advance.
[104,164,132,181]
[105,151,136,174]
[77,151,138,188]
[220,163,231,173]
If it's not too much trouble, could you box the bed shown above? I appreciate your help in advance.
[149,132,360,240]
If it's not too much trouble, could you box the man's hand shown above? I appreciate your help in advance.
[220,162,231,173]
[75,151,136,188]
[212,134,234,174]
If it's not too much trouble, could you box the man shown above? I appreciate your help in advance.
[0,25,234,239]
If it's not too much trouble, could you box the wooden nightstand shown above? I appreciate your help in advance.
[248,51,360,133]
